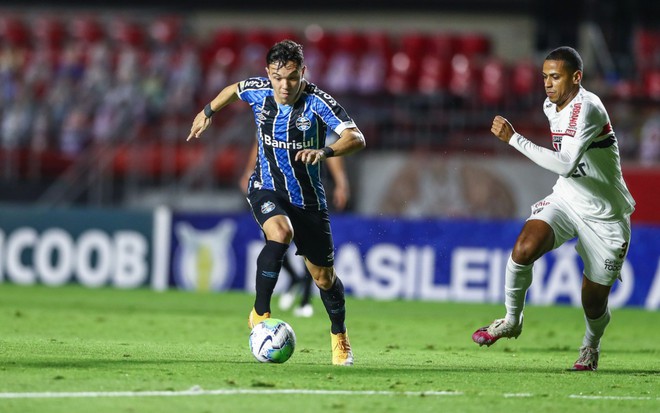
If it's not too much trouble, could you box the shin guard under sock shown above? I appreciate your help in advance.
[320,277,346,334]
[254,240,289,315]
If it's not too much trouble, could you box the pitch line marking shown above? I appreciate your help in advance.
[0,388,463,399]
[569,395,660,401]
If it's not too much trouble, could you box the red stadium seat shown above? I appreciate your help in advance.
[634,28,660,71]
[149,15,182,46]
[70,15,105,45]
[301,25,334,82]
[356,30,391,94]
[479,57,507,106]
[455,33,491,58]
[109,19,145,48]
[644,69,660,100]
[31,16,66,50]
[510,58,539,106]
[323,30,362,93]
[418,54,452,93]
[386,32,428,94]
[0,16,30,47]
[427,32,457,59]
[448,53,480,101]
[269,28,300,45]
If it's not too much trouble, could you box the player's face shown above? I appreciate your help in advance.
[266,61,306,106]
[542,59,581,111]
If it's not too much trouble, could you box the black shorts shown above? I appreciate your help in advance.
[247,189,335,267]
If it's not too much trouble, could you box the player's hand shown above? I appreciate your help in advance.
[187,111,212,141]
[295,149,326,165]
[333,184,348,211]
[491,115,516,143]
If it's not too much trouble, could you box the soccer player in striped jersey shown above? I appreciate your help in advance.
[471,46,635,371]
[188,39,365,366]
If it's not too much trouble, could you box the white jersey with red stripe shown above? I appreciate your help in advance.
[509,86,635,220]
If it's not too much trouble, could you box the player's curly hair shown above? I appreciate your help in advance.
[545,46,583,73]
[266,39,304,69]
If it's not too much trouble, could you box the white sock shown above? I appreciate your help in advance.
[504,256,533,326]
[582,308,611,350]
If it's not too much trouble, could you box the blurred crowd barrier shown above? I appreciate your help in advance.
[0,11,659,209]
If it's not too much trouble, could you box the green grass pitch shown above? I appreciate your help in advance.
[0,284,658,413]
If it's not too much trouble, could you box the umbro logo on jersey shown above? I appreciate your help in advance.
[296,115,311,131]
[261,201,275,214]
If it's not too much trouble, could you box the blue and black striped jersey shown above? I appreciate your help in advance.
[238,77,357,210]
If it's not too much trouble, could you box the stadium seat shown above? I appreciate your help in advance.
[510,58,539,107]
[0,15,30,47]
[323,30,363,93]
[448,53,480,103]
[427,32,457,60]
[479,57,507,107]
[356,30,391,94]
[149,15,182,46]
[644,69,660,100]
[634,28,660,72]
[455,33,491,58]
[70,15,105,45]
[301,25,334,83]
[386,32,427,94]
[109,19,145,48]
[31,16,66,50]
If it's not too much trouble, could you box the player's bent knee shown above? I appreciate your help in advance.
[310,268,335,290]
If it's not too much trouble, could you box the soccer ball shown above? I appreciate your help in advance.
[249,318,296,363]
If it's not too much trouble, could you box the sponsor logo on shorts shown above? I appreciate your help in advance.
[296,115,311,131]
[604,259,622,272]
[261,201,275,214]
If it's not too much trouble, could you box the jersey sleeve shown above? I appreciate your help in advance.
[310,89,357,135]
[236,77,271,104]
[509,133,584,177]
[509,102,602,177]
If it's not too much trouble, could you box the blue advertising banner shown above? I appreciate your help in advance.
[0,206,161,289]
[169,212,660,309]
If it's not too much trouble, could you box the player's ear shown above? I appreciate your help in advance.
[573,70,582,84]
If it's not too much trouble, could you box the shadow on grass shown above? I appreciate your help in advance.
[5,358,658,376]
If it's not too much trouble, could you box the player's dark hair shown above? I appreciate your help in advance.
[266,40,304,69]
[545,46,583,73]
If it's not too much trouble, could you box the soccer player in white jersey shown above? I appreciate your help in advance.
[471,46,635,371]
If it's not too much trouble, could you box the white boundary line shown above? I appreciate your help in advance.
[0,389,657,401]
[0,388,463,399]
[569,395,660,401]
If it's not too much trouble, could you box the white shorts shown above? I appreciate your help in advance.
[527,194,631,286]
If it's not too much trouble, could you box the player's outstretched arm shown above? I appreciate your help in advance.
[493,114,585,177]
[187,82,241,141]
